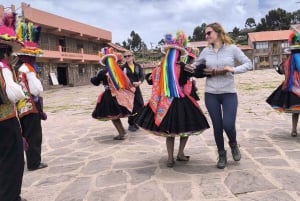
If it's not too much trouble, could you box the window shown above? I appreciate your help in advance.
[281,41,289,48]
[259,56,269,67]
[256,42,268,49]
[78,64,85,76]
[259,56,269,62]
[77,43,83,50]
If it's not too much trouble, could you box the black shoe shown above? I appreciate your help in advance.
[217,150,227,169]
[230,143,241,161]
[134,124,140,130]
[128,125,137,132]
[28,162,48,171]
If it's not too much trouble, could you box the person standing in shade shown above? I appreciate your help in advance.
[0,11,27,201]
[136,31,210,167]
[121,51,144,132]
[91,47,135,140]
[194,22,252,169]
[14,21,47,171]
[266,33,300,137]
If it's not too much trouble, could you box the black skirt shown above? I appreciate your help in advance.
[135,97,210,137]
[92,90,131,120]
[266,84,300,112]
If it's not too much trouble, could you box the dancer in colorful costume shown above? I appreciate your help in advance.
[266,33,300,137]
[136,31,210,167]
[0,11,27,201]
[91,47,135,140]
[14,20,47,171]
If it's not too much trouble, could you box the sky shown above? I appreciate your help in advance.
[3,0,300,48]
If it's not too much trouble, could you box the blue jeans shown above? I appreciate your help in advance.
[205,93,238,151]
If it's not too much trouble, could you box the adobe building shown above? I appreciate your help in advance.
[0,3,127,89]
[248,30,292,70]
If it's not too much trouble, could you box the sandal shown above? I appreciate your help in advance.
[291,132,298,137]
[176,155,190,161]
[113,135,125,140]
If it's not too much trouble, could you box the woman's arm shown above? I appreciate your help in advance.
[232,45,252,74]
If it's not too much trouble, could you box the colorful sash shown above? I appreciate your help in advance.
[107,72,135,112]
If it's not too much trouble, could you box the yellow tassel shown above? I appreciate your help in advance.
[17,21,23,41]
[28,22,33,42]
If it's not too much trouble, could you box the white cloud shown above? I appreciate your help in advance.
[4,0,300,48]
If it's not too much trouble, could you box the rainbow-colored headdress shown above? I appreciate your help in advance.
[15,21,43,56]
[0,12,22,51]
[161,31,188,56]
[158,31,188,98]
[288,33,300,51]
[99,47,129,90]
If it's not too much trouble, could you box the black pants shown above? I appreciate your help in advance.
[129,92,144,126]
[205,93,238,151]
[21,113,43,169]
[0,117,24,201]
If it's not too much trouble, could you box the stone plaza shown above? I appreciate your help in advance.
[21,69,300,201]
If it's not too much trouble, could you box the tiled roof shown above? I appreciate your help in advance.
[107,42,128,52]
[248,30,293,42]
[187,41,208,48]
[236,44,252,50]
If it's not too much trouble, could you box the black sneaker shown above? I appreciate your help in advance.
[128,125,137,132]
[230,143,241,161]
[28,162,48,171]
[217,150,227,169]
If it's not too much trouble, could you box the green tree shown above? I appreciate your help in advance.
[121,30,146,52]
[245,18,256,28]
[291,9,300,24]
[256,18,267,31]
[158,39,165,47]
[257,8,291,31]
[232,27,240,37]
[191,23,206,41]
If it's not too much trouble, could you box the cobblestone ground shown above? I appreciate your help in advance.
[21,69,300,201]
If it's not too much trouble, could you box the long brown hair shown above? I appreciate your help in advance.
[206,22,234,44]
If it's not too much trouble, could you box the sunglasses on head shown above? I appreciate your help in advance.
[124,55,132,58]
[205,31,212,36]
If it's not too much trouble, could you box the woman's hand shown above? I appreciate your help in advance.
[203,66,233,76]
[223,66,234,73]
[133,81,142,87]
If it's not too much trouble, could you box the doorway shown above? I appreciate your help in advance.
[57,66,68,85]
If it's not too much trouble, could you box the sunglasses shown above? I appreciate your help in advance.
[124,55,132,58]
[205,31,212,36]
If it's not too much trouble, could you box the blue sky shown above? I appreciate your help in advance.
[3,0,300,48]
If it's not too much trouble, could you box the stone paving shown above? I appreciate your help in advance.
[21,69,300,201]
